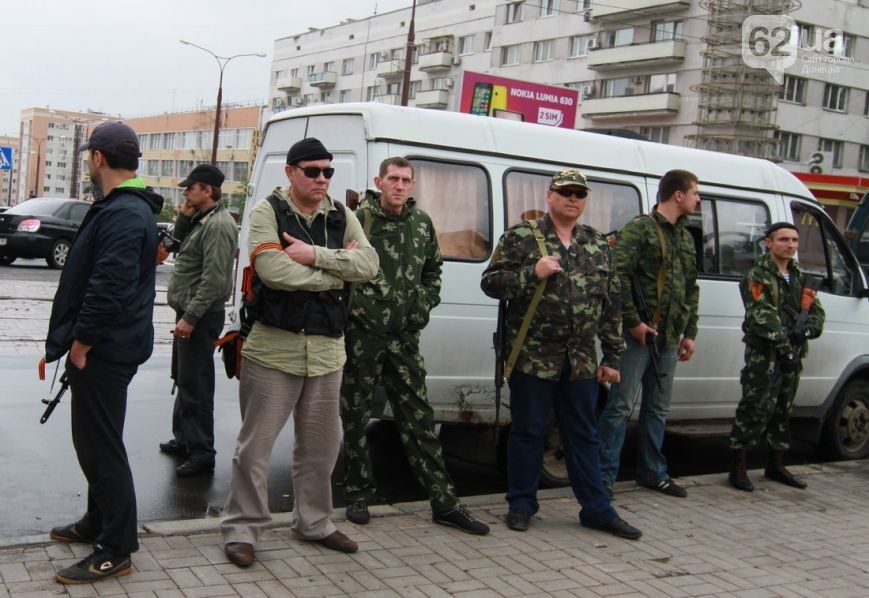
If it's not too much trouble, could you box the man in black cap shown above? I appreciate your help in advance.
[44,121,164,583]
[221,138,378,567]
[160,165,238,476]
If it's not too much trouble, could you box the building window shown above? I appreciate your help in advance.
[342,58,354,75]
[640,127,670,144]
[306,65,316,76]
[603,27,634,48]
[385,82,401,96]
[823,84,848,111]
[483,31,493,51]
[539,0,557,17]
[648,73,676,93]
[340,89,352,103]
[431,78,451,91]
[501,44,521,66]
[458,35,474,55]
[651,20,683,41]
[290,68,299,78]
[369,53,379,69]
[162,133,175,150]
[796,22,815,49]
[232,162,247,182]
[818,138,843,168]
[779,75,806,104]
[569,35,593,57]
[366,86,377,101]
[775,131,801,161]
[321,91,332,103]
[409,80,422,99]
[533,40,553,62]
[506,1,523,24]
[161,160,174,177]
[859,146,869,172]
[827,31,855,57]
[323,61,335,72]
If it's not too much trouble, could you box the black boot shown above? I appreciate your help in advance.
[764,450,807,489]
[729,449,754,492]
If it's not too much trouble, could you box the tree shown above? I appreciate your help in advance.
[158,198,177,223]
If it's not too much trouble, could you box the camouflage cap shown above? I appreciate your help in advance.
[550,169,590,191]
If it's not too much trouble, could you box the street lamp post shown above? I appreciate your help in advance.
[179,40,265,165]
[400,0,418,107]
[26,136,46,198]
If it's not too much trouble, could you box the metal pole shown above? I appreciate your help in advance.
[211,66,224,165]
[70,123,81,198]
[400,0,417,107]
[33,139,43,197]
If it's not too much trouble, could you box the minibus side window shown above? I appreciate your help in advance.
[504,170,640,234]
[409,159,491,261]
[791,202,855,296]
[691,197,768,277]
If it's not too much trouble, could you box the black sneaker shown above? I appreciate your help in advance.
[158,439,187,456]
[505,509,531,532]
[433,504,490,535]
[50,522,97,544]
[345,500,370,525]
[176,459,214,477]
[604,483,614,499]
[55,549,131,584]
[641,478,687,498]
[582,517,643,540]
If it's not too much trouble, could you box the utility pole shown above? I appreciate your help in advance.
[400,0,417,106]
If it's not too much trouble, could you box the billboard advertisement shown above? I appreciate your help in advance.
[459,71,579,129]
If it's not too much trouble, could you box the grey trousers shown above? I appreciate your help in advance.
[221,358,343,546]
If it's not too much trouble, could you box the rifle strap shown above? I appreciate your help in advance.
[505,220,549,379]
[347,206,373,312]
[648,214,667,327]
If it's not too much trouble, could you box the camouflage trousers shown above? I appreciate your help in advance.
[339,324,458,513]
[729,345,800,451]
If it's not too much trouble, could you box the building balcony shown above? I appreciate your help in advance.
[591,0,690,22]
[308,71,337,88]
[376,94,403,105]
[276,76,302,95]
[581,92,681,119]
[414,89,450,109]
[419,51,453,72]
[377,59,406,80]
[587,40,686,71]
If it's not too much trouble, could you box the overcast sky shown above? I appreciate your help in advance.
[0,0,410,136]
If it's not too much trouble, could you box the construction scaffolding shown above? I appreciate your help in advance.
[687,0,799,160]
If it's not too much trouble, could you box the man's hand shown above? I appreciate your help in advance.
[677,338,695,362]
[534,256,562,279]
[70,340,92,370]
[596,366,620,384]
[282,233,316,265]
[173,319,195,340]
[179,199,195,217]
[345,240,359,250]
[629,323,657,346]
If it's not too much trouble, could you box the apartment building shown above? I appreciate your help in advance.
[267,0,868,223]
[0,135,19,206]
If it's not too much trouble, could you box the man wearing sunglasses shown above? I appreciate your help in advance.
[598,169,700,500]
[481,169,641,540]
[221,138,378,567]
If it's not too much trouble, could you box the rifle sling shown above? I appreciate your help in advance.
[504,220,548,380]
[648,214,667,327]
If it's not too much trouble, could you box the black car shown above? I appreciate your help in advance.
[0,198,91,269]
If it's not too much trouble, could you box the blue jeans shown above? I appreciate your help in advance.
[598,334,678,487]
[506,361,617,526]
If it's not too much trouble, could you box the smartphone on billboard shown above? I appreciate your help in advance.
[491,85,508,114]
[470,82,493,116]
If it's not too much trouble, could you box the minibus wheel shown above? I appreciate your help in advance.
[821,379,869,460]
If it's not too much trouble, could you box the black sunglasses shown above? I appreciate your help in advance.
[295,165,335,179]
[551,188,588,200]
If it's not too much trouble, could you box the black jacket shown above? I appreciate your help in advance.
[45,185,164,364]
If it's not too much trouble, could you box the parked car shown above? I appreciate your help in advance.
[0,197,91,268]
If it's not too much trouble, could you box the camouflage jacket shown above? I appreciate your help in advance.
[480,214,624,381]
[615,208,699,349]
[740,253,825,357]
[350,190,443,336]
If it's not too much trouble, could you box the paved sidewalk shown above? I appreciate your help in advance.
[1,461,867,597]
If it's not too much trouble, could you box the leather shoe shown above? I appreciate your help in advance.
[159,439,187,456]
[315,530,358,553]
[225,542,255,567]
[582,517,642,540]
[505,510,531,532]
[176,459,214,477]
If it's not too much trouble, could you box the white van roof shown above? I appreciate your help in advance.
[268,103,815,201]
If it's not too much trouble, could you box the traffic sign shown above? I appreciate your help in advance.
[0,146,12,171]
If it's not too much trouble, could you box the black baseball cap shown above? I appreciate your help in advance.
[78,121,141,157]
[179,164,225,188]
[765,221,799,238]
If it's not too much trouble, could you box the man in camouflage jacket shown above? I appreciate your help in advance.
[598,169,700,499]
[340,157,489,535]
[481,169,641,539]
[728,222,824,492]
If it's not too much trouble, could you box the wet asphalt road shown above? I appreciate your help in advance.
[0,259,824,538]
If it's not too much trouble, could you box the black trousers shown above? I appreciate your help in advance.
[171,309,224,464]
[67,354,139,556]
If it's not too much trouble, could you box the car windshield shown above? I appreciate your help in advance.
[5,199,68,216]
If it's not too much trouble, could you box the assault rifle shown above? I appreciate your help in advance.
[629,273,665,392]
[492,300,507,445]
[765,275,822,396]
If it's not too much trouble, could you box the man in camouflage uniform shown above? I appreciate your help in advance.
[340,157,489,535]
[598,169,700,499]
[481,169,641,539]
[729,222,824,492]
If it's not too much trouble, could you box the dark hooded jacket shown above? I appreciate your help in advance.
[45,183,164,364]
